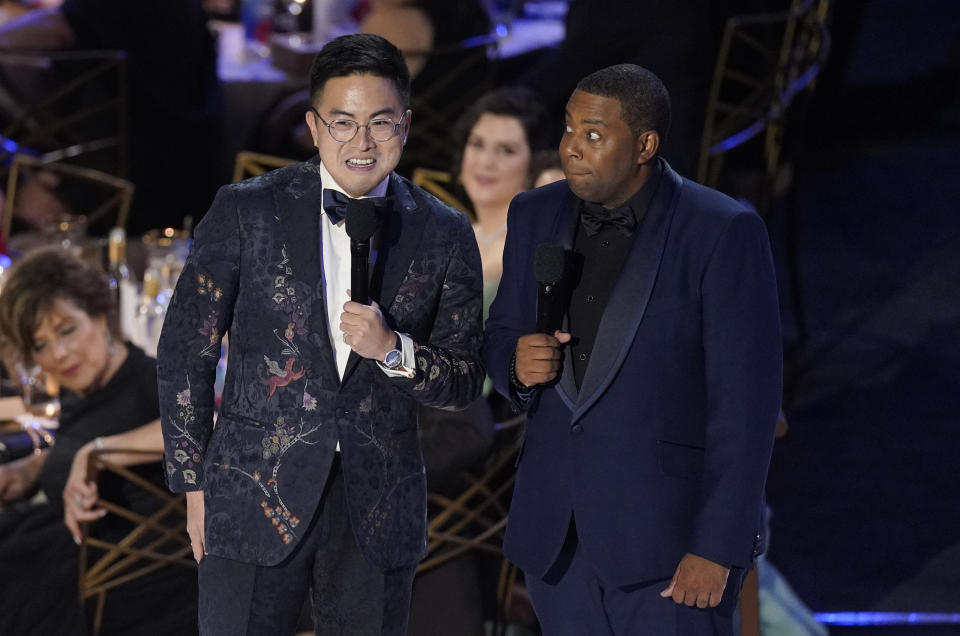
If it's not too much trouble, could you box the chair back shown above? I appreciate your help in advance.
[697,0,831,195]
[411,167,470,213]
[3,153,134,239]
[232,150,296,183]
[0,49,128,178]
[419,413,525,633]
[78,448,193,636]
[399,36,498,175]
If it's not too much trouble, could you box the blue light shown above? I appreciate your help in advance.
[815,612,960,626]
[1,136,18,154]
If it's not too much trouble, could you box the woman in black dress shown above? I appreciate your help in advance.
[0,248,197,635]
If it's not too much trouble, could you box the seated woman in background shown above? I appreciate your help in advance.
[451,87,548,319]
[0,248,197,636]
[405,88,548,636]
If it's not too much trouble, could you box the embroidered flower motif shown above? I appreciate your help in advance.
[166,461,175,476]
[302,391,317,411]
[252,471,261,481]
[176,388,191,406]
[213,288,223,301]
[182,469,197,485]
[174,449,190,464]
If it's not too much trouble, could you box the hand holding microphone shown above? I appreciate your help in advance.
[514,244,571,388]
[340,198,394,360]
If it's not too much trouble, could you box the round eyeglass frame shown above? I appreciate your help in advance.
[309,107,407,143]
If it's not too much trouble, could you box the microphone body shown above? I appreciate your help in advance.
[534,244,567,334]
[350,240,370,305]
[345,198,381,305]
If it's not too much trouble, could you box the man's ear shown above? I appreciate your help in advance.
[636,130,660,164]
[305,110,320,147]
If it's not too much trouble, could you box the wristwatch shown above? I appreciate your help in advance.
[383,333,403,370]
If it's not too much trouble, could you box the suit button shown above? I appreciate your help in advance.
[578,353,587,361]
[571,424,584,435]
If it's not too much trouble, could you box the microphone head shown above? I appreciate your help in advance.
[345,198,380,240]
[534,243,566,284]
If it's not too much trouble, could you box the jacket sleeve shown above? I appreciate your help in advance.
[689,210,782,569]
[483,192,536,407]
[390,209,485,410]
[157,185,240,492]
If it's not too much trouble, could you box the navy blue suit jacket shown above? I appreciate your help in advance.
[483,160,781,586]
[158,157,484,569]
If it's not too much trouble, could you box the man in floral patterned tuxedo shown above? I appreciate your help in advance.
[157,33,485,635]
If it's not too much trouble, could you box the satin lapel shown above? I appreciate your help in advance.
[279,158,339,381]
[574,164,683,416]
[554,189,581,410]
[340,172,426,386]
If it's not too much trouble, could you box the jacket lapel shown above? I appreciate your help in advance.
[278,157,339,382]
[340,173,427,385]
[574,161,683,417]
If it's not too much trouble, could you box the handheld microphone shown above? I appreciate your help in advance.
[345,198,380,305]
[534,243,567,334]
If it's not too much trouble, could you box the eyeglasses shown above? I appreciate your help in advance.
[309,107,407,143]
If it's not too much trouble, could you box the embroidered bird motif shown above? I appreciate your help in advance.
[263,355,305,400]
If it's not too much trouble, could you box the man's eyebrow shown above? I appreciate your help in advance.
[563,111,607,127]
[329,107,397,119]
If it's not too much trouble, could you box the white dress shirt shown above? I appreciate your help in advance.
[317,162,415,381]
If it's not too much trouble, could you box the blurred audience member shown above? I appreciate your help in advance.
[530,148,563,189]
[0,248,197,636]
[406,88,548,636]
[0,0,222,235]
[451,87,548,318]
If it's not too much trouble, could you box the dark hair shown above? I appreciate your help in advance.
[0,248,118,360]
[451,87,548,186]
[308,33,411,107]
[576,64,671,143]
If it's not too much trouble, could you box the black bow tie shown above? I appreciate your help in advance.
[322,189,387,225]
[580,201,637,237]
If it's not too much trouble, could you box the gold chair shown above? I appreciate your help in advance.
[232,150,297,183]
[410,167,469,213]
[697,0,831,194]
[78,448,194,636]
[418,414,525,633]
[0,49,129,178]
[2,153,134,238]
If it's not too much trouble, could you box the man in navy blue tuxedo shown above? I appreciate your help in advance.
[484,64,781,635]
[158,34,484,635]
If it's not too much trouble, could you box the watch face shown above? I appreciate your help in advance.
[384,349,402,369]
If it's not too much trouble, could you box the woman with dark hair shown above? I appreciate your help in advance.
[451,87,548,318]
[0,248,197,636]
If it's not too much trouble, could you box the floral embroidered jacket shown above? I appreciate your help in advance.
[157,157,485,569]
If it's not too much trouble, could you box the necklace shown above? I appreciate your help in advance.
[474,222,507,252]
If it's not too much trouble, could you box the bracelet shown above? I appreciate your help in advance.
[509,351,532,394]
